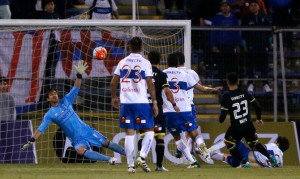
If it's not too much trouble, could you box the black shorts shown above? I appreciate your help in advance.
[154,106,166,136]
[224,123,257,144]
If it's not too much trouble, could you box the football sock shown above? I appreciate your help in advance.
[156,139,165,167]
[210,151,225,161]
[254,142,271,159]
[125,135,135,165]
[195,135,205,148]
[107,141,126,156]
[140,131,154,158]
[176,139,196,163]
[186,137,193,153]
[83,150,110,161]
[138,138,143,151]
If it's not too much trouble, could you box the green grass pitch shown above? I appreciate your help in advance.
[1,163,300,179]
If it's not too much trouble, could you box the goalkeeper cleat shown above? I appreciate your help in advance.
[187,162,200,168]
[155,166,169,172]
[269,155,278,167]
[108,157,117,165]
[135,156,151,173]
[175,149,182,158]
[197,143,212,163]
[128,164,136,173]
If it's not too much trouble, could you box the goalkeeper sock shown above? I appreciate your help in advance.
[83,150,110,161]
[125,135,135,165]
[107,141,126,156]
[140,131,154,158]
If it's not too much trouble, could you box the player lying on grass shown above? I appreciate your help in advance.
[208,136,290,168]
[21,60,126,164]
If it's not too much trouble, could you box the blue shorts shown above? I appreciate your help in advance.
[226,141,250,167]
[119,103,154,130]
[73,129,107,151]
[164,111,198,135]
[191,104,197,120]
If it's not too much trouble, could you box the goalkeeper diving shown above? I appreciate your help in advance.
[21,60,126,164]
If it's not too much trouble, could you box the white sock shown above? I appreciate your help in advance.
[211,151,225,161]
[195,135,205,147]
[125,135,135,165]
[139,131,154,158]
[176,139,196,163]
[187,137,193,153]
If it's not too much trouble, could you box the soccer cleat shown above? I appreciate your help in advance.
[175,149,182,158]
[187,161,200,168]
[108,157,117,165]
[197,143,212,163]
[269,155,278,167]
[155,166,169,172]
[236,161,251,168]
[128,164,136,173]
[135,156,151,172]
[247,84,254,92]
[263,84,272,92]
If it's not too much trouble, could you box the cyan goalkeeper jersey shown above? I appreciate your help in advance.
[38,87,93,142]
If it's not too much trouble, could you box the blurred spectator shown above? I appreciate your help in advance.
[10,0,36,19]
[0,77,16,121]
[0,0,11,19]
[65,0,85,18]
[39,0,60,19]
[228,0,267,19]
[85,0,119,19]
[241,0,272,92]
[210,0,241,86]
[164,0,184,13]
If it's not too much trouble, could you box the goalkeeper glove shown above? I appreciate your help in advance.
[20,137,35,151]
[74,60,88,75]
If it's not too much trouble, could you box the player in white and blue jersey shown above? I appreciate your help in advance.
[110,37,158,173]
[208,136,290,168]
[176,52,222,164]
[21,60,125,165]
[162,53,201,168]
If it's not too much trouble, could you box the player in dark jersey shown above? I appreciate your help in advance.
[138,51,179,172]
[219,72,278,168]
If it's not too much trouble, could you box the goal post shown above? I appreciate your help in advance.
[0,19,191,164]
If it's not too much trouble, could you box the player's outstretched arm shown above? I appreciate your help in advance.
[73,60,88,88]
[194,83,223,93]
[20,130,42,151]
[163,87,180,113]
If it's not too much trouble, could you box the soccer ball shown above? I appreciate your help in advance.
[93,46,107,60]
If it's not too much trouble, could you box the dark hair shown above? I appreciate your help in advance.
[226,72,239,85]
[0,77,7,84]
[128,36,142,52]
[249,0,259,5]
[47,88,58,97]
[276,136,290,152]
[176,52,185,65]
[148,51,161,65]
[167,53,178,67]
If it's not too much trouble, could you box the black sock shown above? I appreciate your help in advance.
[254,142,271,159]
[156,139,165,167]
[138,138,142,152]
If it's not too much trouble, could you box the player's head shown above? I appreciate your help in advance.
[0,77,8,93]
[167,52,178,67]
[148,51,161,65]
[47,88,59,104]
[128,36,142,53]
[226,72,239,86]
[176,52,185,66]
[276,136,290,152]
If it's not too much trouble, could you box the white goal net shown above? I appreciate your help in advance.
[0,20,191,164]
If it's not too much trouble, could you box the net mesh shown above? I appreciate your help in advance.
[0,21,189,164]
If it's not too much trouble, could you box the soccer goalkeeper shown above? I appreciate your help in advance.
[21,60,125,164]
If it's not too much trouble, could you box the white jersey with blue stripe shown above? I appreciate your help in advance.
[38,87,93,142]
[114,53,153,104]
[177,66,200,105]
[253,143,283,167]
[162,67,198,112]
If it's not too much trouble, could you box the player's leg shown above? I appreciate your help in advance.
[102,140,126,156]
[119,104,137,173]
[244,126,278,167]
[224,127,243,167]
[75,144,116,164]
